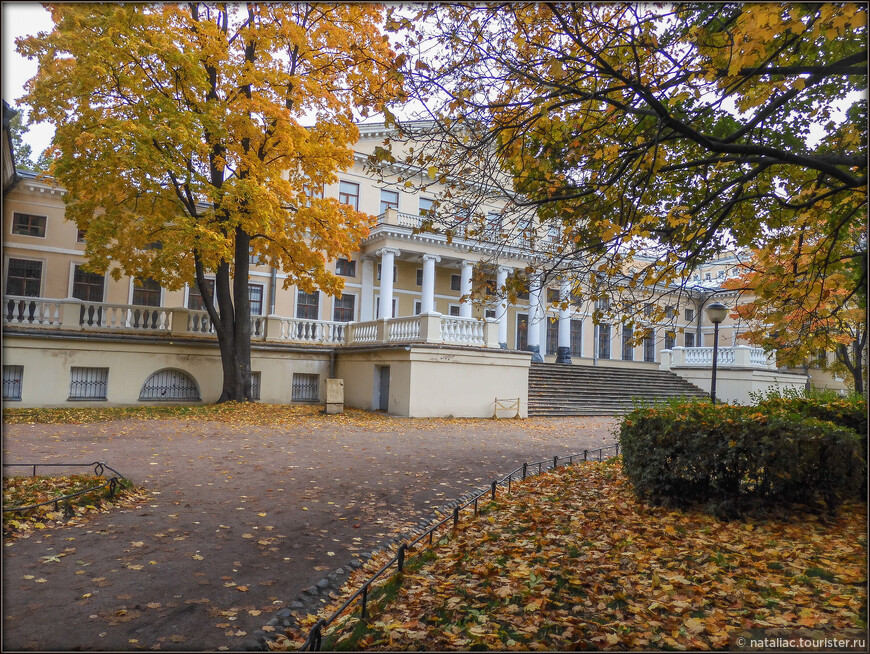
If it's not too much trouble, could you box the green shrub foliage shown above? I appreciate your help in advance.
[619,401,864,515]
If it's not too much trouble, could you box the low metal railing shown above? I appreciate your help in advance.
[2,461,127,514]
[299,443,620,651]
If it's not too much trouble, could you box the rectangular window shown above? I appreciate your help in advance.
[292,373,320,402]
[419,197,435,216]
[416,269,423,286]
[296,290,320,320]
[12,212,46,237]
[376,264,397,282]
[546,316,559,355]
[484,212,502,239]
[622,325,634,361]
[685,332,695,348]
[596,298,610,312]
[664,330,676,350]
[248,283,264,316]
[598,324,611,360]
[448,304,461,317]
[684,308,694,321]
[546,288,560,305]
[450,274,461,291]
[250,372,261,401]
[338,181,359,210]
[643,303,654,318]
[414,300,422,315]
[335,258,356,277]
[333,294,355,322]
[665,305,676,319]
[516,313,528,350]
[69,367,108,400]
[132,278,161,307]
[485,308,497,319]
[77,229,87,243]
[644,329,656,362]
[570,319,582,358]
[187,279,215,311]
[5,258,42,297]
[3,365,23,401]
[72,266,105,302]
[380,189,399,214]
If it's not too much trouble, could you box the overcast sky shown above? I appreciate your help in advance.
[2,2,54,155]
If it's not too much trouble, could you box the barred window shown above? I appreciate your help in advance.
[250,371,261,401]
[12,212,46,237]
[598,324,611,360]
[622,325,634,361]
[291,373,320,402]
[296,291,319,320]
[570,319,582,358]
[249,283,264,316]
[3,365,23,400]
[69,367,108,400]
[685,332,696,348]
[139,369,200,401]
[644,330,656,362]
[5,259,42,297]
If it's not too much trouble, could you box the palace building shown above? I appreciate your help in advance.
[2,112,834,415]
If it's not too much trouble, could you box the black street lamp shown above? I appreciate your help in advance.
[705,302,728,404]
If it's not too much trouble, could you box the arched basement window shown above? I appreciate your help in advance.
[139,369,201,401]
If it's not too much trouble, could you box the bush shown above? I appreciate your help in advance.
[619,401,864,515]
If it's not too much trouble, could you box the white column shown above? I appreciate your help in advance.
[360,257,374,321]
[496,266,510,348]
[421,254,440,314]
[556,278,572,363]
[527,273,543,362]
[376,248,400,319]
[459,260,474,318]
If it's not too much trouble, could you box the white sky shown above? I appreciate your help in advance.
[2,2,54,154]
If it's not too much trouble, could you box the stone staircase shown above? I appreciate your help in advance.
[528,362,708,416]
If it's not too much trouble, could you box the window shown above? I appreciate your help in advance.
[598,324,611,359]
[132,278,161,307]
[643,303,654,318]
[72,266,105,302]
[304,182,324,201]
[338,181,359,210]
[77,229,87,243]
[187,279,214,311]
[292,373,320,402]
[419,197,435,216]
[376,297,398,318]
[484,212,502,239]
[570,319,582,358]
[450,274,461,291]
[335,258,356,277]
[546,316,558,355]
[516,313,528,350]
[249,283,264,316]
[718,270,725,279]
[333,294,355,322]
[380,189,399,214]
[596,298,610,312]
[448,304,461,317]
[644,330,656,362]
[705,272,712,281]
[69,367,108,400]
[547,223,560,243]
[485,308,497,319]
[3,365,23,401]
[415,268,423,286]
[622,325,634,361]
[297,290,320,320]
[546,288,560,304]
[250,372,261,401]
[414,300,422,315]
[684,308,694,321]
[5,259,42,297]
[139,368,200,401]
[685,332,695,348]
[665,305,676,319]
[12,212,46,237]
[664,330,676,350]
[376,263,397,282]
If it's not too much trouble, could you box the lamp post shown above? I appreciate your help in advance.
[705,302,728,404]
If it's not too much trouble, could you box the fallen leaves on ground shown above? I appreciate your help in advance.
[276,460,866,651]
[2,474,148,540]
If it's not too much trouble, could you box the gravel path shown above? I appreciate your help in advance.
[2,410,618,651]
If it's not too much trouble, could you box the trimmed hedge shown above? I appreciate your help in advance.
[619,401,865,515]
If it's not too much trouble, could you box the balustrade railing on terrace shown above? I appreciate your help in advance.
[665,345,776,370]
[4,297,500,350]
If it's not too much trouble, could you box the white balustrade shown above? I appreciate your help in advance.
[673,345,773,369]
[3,296,62,327]
[389,316,421,342]
[441,315,486,346]
[348,321,379,344]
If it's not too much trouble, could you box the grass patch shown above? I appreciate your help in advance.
[273,460,866,651]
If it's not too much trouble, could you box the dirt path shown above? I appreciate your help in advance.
[2,410,618,651]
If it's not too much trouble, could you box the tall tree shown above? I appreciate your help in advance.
[382,3,866,322]
[6,108,50,172]
[19,3,401,402]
